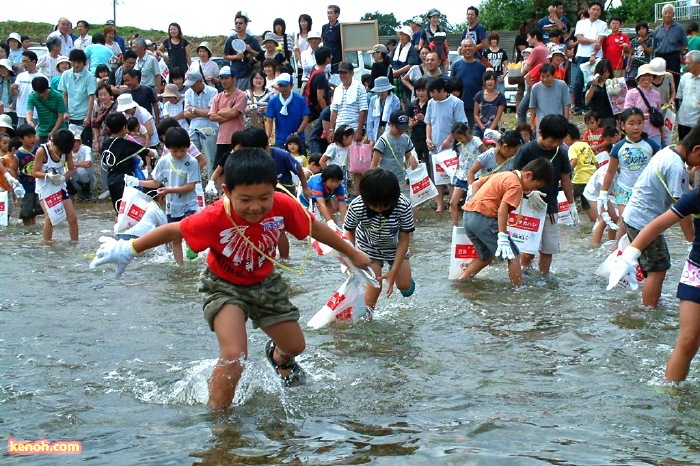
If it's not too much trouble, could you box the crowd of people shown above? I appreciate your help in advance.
[1,3,699,411]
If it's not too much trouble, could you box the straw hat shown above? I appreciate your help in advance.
[637,63,665,77]
[160,83,182,100]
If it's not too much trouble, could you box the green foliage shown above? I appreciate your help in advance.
[607,0,659,25]
[360,12,400,36]
[478,0,540,31]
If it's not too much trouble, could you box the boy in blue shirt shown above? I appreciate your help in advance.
[14,125,42,226]
[300,164,347,226]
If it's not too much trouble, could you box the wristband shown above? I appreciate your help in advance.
[130,239,140,255]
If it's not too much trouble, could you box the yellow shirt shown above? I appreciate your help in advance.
[569,141,596,184]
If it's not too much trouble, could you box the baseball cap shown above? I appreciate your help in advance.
[277,73,293,86]
[399,26,413,37]
[390,110,410,131]
[308,31,322,40]
[427,8,441,18]
[370,44,389,54]
[184,71,203,87]
[410,16,423,25]
[338,62,354,73]
[547,45,565,58]
[219,66,232,77]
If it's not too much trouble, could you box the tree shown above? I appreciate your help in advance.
[607,0,659,25]
[478,0,539,31]
[360,12,400,36]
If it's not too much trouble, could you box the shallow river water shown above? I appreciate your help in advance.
[1,202,699,465]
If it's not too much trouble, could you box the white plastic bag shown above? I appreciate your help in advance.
[557,191,573,226]
[195,182,205,212]
[307,275,367,329]
[664,108,676,133]
[407,163,439,207]
[41,183,66,225]
[114,186,154,234]
[595,235,645,288]
[120,202,167,237]
[432,150,459,184]
[448,226,478,279]
[506,197,547,255]
[0,191,8,226]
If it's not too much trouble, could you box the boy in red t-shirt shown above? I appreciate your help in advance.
[90,148,371,411]
[602,16,630,77]
[582,111,607,154]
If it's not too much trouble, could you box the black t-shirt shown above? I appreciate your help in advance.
[407,99,428,153]
[307,71,330,120]
[586,83,614,119]
[163,38,190,73]
[126,86,157,116]
[370,62,392,89]
[484,48,509,76]
[512,139,571,214]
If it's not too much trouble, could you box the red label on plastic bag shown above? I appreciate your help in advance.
[411,177,430,194]
[127,204,146,221]
[435,163,445,173]
[455,244,477,259]
[45,191,63,208]
[118,201,125,214]
[444,157,458,167]
[326,291,347,311]
[0,201,5,212]
[335,307,353,320]
[197,196,205,207]
[508,213,541,232]
[558,201,568,213]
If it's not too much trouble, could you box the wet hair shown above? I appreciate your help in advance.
[106,112,127,134]
[284,134,302,152]
[46,36,61,51]
[298,14,313,33]
[413,76,429,91]
[680,123,700,152]
[601,125,619,139]
[92,33,106,45]
[593,59,614,78]
[584,111,600,123]
[500,130,524,148]
[321,164,344,182]
[522,158,554,185]
[635,22,649,33]
[249,69,267,90]
[619,106,644,124]
[168,22,183,40]
[126,116,140,132]
[446,76,463,94]
[538,114,568,140]
[334,125,354,146]
[22,50,38,63]
[15,124,37,139]
[9,137,22,152]
[315,46,332,65]
[157,117,181,139]
[566,122,581,140]
[308,153,322,165]
[164,126,190,149]
[123,68,141,82]
[68,49,87,64]
[52,129,75,154]
[31,76,49,93]
[482,71,497,84]
[527,28,544,42]
[539,63,556,76]
[95,64,110,78]
[359,168,400,208]
[224,147,278,189]
[427,77,446,93]
[169,67,185,82]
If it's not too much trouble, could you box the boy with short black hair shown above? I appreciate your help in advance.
[127,127,200,264]
[25,76,66,143]
[343,168,416,317]
[14,124,42,225]
[304,154,323,179]
[602,125,621,150]
[529,63,570,130]
[371,110,418,195]
[511,113,576,276]
[459,157,554,283]
[300,164,347,226]
[90,148,372,411]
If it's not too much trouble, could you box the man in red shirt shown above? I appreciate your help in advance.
[603,16,630,77]
[517,28,549,125]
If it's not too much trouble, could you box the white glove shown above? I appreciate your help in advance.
[124,174,139,188]
[13,183,25,199]
[326,219,339,231]
[4,172,25,198]
[47,172,64,186]
[205,180,217,196]
[89,236,138,278]
[606,246,641,291]
[495,232,515,260]
[568,204,580,226]
[528,190,547,211]
[601,212,618,230]
[597,190,608,215]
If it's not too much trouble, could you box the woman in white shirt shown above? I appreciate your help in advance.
[187,42,220,87]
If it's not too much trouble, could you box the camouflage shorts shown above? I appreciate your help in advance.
[199,268,300,331]
[625,223,671,273]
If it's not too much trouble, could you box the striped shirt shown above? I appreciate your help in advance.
[330,82,368,130]
[185,85,218,131]
[343,194,415,261]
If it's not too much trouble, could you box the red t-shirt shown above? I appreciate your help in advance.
[602,32,630,70]
[180,192,314,285]
[528,63,566,84]
[583,128,605,154]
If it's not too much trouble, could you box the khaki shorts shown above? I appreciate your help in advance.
[199,268,300,331]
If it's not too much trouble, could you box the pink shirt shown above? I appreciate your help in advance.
[209,88,247,144]
[527,43,549,70]
[623,86,661,138]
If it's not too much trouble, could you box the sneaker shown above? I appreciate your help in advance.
[98,190,110,200]
[185,245,198,260]
[264,339,305,387]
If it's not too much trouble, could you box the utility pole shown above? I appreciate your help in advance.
[113,0,117,25]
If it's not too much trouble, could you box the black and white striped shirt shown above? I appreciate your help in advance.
[343,194,415,260]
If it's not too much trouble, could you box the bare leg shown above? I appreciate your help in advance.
[507,256,523,284]
[262,320,306,378]
[364,262,383,310]
[458,256,495,279]
[436,185,446,211]
[172,240,183,264]
[449,187,465,226]
[520,252,534,270]
[665,300,700,381]
[208,305,248,411]
[278,231,290,259]
[39,199,53,241]
[642,270,666,308]
[615,205,626,242]
[63,199,79,241]
[538,253,553,276]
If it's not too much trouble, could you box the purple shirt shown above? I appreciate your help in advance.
[623,86,662,138]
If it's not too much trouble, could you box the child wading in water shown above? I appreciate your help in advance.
[448,122,486,226]
[91,148,371,411]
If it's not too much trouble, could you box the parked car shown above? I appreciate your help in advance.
[28,46,48,59]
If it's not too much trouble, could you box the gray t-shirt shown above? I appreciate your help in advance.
[529,80,570,123]
[424,95,467,151]
[475,147,514,179]
[622,146,690,231]
[374,133,414,180]
[151,154,201,217]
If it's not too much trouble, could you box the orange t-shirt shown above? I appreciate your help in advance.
[463,171,523,218]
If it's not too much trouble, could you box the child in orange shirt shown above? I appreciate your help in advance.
[582,111,607,154]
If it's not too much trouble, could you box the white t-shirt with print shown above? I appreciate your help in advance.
[151,153,201,217]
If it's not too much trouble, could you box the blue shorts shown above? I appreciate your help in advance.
[167,210,196,223]
[453,178,469,190]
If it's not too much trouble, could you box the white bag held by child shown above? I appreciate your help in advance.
[448,226,478,279]
[506,197,546,255]
[407,163,439,207]
[557,191,573,225]
[432,149,459,184]
[664,107,676,133]
[114,186,154,234]
[41,182,66,225]
[0,191,8,227]
[195,183,205,212]
[307,274,367,329]
[596,235,645,288]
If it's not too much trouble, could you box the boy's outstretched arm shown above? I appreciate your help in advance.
[311,220,371,269]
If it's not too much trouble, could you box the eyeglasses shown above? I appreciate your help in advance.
[234,21,245,25]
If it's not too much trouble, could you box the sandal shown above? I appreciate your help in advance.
[264,339,305,387]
